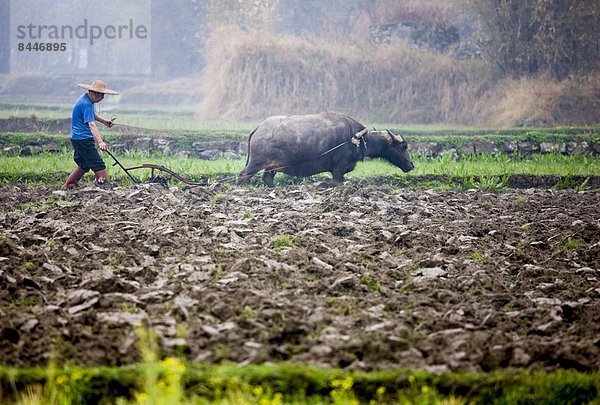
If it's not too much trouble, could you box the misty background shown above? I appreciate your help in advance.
[0,0,598,127]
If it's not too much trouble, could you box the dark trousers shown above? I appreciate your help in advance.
[71,138,105,172]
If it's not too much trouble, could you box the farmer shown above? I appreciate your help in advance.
[62,80,119,189]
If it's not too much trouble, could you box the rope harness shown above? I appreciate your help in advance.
[262,127,369,173]
[109,115,169,134]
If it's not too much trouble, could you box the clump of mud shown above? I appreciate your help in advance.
[0,183,598,372]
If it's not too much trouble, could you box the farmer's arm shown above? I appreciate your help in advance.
[94,113,114,128]
[88,121,108,150]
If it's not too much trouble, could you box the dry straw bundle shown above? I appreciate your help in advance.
[197,26,598,126]
[197,27,490,124]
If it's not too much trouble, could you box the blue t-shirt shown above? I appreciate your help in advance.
[71,93,95,140]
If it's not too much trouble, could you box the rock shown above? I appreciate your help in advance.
[410,142,442,157]
[531,297,561,306]
[174,294,198,312]
[310,344,332,356]
[311,257,333,271]
[365,321,392,332]
[536,320,561,333]
[153,138,171,153]
[41,262,63,275]
[222,151,241,160]
[428,328,465,338]
[118,331,137,355]
[211,226,229,237]
[139,290,174,303]
[228,258,250,273]
[217,271,248,285]
[244,341,263,349]
[68,297,99,314]
[198,149,222,160]
[540,142,565,154]
[42,142,61,153]
[501,141,518,154]
[379,230,393,240]
[425,364,450,374]
[440,149,457,159]
[566,141,588,155]
[329,275,355,290]
[3,146,21,155]
[472,141,498,154]
[162,338,187,347]
[52,190,68,197]
[132,137,152,150]
[387,335,410,350]
[193,351,212,363]
[201,325,219,336]
[20,318,39,333]
[96,312,148,327]
[100,293,142,308]
[415,267,446,278]
[201,321,237,336]
[518,142,539,156]
[67,289,100,304]
[458,235,478,243]
[20,145,42,156]
[398,347,424,362]
[511,347,531,366]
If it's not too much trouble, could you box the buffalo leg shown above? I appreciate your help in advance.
[262,170,276,187]
[237,164,263,185]
[332,161,356,184]
[331,169,345,183]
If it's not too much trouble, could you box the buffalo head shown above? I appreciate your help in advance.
[376,129,414,172]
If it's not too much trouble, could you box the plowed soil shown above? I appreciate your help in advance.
[1,183,599,372]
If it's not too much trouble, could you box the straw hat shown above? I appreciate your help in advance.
[77,80,119,95]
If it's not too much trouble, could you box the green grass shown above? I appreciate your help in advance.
[0,151,598,188]
[1,327,598,403]
[1,360,598,404]
[270,234,296,252]
[362,153,600,177]
[560,237,583,251]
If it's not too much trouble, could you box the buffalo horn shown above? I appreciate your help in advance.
[386,129,405,143]
[381,130,393,144]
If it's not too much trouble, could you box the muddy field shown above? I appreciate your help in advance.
[0,182,598,372]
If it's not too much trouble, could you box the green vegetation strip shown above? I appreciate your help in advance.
[1,361,598,404]
[0,151,598,189]
[2,128,600,149]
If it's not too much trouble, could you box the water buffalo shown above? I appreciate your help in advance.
[237,112,414,186]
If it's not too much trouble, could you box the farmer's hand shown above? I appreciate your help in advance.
[107,114,117,129]
[98,141,109,151]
